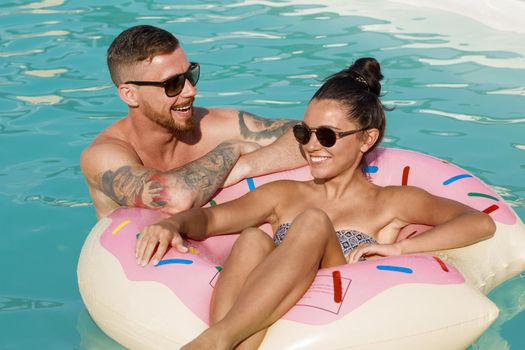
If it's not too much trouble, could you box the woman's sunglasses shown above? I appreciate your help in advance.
[125,62,200,97]
[293,123,365,148]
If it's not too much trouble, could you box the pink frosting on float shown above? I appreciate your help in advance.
[101,208,464,326]
[98,147,513,326]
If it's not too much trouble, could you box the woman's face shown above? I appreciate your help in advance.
[301,99,368,180]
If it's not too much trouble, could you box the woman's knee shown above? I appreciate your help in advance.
[231,227,274,259]
[290,208,334,239]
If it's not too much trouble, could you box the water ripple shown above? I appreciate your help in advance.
[193,31,283,44]
[13,30,69,39]
[0,295,64,312]
[0,49,44,58]
[16,95,63,105]
[418,109,525,124]
[24,69,67,77]
[19,0,65,10]
[383,99,417,106]
[488,87,525,97]
[250,99,301,105]
[419,56,525,69]
[24,195,91,208]
[425,84,469,88]
[61,84,113,93]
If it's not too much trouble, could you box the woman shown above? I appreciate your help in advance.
[135,57,495,350]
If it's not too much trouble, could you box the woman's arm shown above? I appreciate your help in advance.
[135,181,286,266]
[347,186,496,262]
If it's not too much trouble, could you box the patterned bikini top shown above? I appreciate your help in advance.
[273,223,377,255]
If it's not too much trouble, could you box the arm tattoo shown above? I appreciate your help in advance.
[175,141,239,206]
[98,142,240,211]
[238,111,297,141]
[100,166,167,208]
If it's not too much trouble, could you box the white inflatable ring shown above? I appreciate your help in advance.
[78,148,525,349]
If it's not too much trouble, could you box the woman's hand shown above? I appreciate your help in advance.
[345,242,403,264]
[135,219,188,267]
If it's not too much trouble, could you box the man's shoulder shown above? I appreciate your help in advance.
[81,123,139,175]
[85,117,134,153]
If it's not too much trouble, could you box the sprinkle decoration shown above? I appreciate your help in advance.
[406,230,418,239]
[112,220,130,235]
[246,177,256,191]
[332,271,343,303]
[376,265,413,274]
[365,165,378,173]
[442,174,473,186]
[467,192,499,201]
[433,256,449,272]
[155,259,193,266]
[402,166,410,186]
[483,204,499,215]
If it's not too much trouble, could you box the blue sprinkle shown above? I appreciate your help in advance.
[376,265,413,274]
[246,177,255,191]
[443,174,473,186]
[155,259,193,266]
[364,165,378,173]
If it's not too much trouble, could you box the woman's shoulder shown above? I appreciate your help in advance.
[258,179,311,192]
[376,185,431,202]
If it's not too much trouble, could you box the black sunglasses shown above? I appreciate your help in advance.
[125,62,200,97]
[293,123,365,148]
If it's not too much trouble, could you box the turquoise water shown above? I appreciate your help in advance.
[1,1,524,349]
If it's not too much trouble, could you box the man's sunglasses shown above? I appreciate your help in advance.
[125,62,200,97]
[293,123,365,148]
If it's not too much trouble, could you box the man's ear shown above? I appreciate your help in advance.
[118,84,139,108]
[360,128,380,153]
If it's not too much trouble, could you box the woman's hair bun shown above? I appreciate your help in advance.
[338,57,383,97]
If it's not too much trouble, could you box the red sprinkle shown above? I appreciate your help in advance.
[406,230,418,239]
[332,270,343,303]
[483,204,499,214]
[433,256,449,272]
[402,166,410,186]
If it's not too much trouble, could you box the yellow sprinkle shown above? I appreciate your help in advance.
[189,247,200,254]
[112,220,130,235]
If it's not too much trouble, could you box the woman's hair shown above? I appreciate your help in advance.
[107,25,180,86]
[311,57,387,164]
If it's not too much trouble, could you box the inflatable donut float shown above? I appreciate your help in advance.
[77,148,525,349]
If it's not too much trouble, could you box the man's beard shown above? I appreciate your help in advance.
[143,102,195,133]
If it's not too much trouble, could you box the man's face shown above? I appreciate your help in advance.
[130,48,198,133]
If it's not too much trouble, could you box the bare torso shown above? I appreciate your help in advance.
[81,106,300,217]
[261,179,404,245]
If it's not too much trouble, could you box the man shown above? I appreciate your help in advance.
[81,25,305,218]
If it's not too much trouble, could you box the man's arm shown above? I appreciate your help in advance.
[236,110,298,145]
[218,110,306,186]
[81,139,256,218]
[225,127,307,186]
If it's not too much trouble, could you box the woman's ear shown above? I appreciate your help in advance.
[118,84,139,108]
[360,128,380,153]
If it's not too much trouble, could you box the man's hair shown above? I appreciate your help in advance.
[107,25,180,85]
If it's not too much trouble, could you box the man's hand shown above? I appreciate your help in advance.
[135,219,188,266]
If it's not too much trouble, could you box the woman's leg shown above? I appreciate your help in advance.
[182,208,346,350]
[209,227,274,350]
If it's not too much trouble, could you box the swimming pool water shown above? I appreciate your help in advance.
[1,1,524,349]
